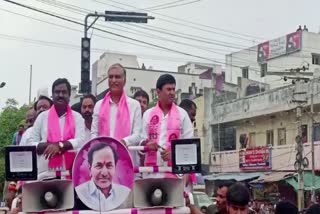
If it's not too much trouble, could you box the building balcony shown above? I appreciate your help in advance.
[210,142,320,173]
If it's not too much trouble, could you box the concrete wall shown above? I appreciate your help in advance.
[225,31,320,89]
[210,80,320,125]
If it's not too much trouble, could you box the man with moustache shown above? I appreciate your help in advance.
[80,94,96,142]
[91,63,141,146]
[30,78,85,177]
[21,96,53,146]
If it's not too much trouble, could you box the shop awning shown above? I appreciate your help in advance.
[250,172,295,184]
[203,172,262,181]
[285,172,320,191]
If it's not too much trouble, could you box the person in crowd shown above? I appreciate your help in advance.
[179,98,198,191]
[133,89,150,166]
[91,63,142,147]
[274,201,298,214]
[75,143,130,210]
[226,182,250,214]
[179,99,197,123]
[19,108,36,146]
[34,95,53,116]
[140,74,194,176]
[306,203,320,214]
[20,96,52,146]
[216,181,235,214]
[133,89,149,115]
[29,78,85,177]
[12,125,24,145]
[80,94,96,142]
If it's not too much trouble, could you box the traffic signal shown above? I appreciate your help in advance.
[80,37,91,94]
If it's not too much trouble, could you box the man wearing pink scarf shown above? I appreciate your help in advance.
[91,63,142,147]
[140,74,194,175]
[30,78,85,177]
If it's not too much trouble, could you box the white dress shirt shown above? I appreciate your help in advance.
[141,105,194,167]
[91,95,142,146]
[84,126,91,144]
[29,109,85,175]
[75,180,131,211]
[19,127,33,146]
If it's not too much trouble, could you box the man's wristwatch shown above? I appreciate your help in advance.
[58,142,64,153]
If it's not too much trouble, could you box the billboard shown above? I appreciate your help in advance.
[257,31,302,63]
[239,146,272,170]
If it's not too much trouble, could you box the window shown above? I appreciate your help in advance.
[312,54,320,65]
[278,128,286,145]
[301,124,308,143]
[313,123,320,141]
[242,67,249,78]
[260,63,267,77]
[266,130,274,146]
[249,132,256,147]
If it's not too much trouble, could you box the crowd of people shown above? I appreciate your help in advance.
[6,63,320,214]
[4,63,199,213]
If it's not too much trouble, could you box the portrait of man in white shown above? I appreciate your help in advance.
[75,143,130,211]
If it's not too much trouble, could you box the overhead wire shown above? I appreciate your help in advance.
[144,0,201,11]
[5,0,270,72]
[30,0,289,72]
[92,0,264,42]
[142,0,189,10]
[34,0,249,50]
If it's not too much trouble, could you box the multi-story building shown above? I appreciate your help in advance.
[225,30,320,89]
[204,79,320,174]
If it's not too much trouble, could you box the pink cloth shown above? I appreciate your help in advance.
[47,105,75,169]
[145,103,181,166]
[98,91,131,140]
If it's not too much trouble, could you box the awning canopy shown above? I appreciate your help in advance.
[285,172,320,191]
[203,172,262,181]
[250,172,295,184]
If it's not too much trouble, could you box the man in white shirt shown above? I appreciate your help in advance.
[91,63,141,147]
[141,74,194,168]
[20,96,53,146]
[80,94,96,143]
[29,78,85,176]
[75,143,130,211]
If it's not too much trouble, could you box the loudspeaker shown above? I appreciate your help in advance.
[133,178,184,208]
[22,179,74,212]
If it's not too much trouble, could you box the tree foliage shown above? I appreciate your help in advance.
[0,99,29,199]
[0,99,29,147]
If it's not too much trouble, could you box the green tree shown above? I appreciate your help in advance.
[0,99,29,199]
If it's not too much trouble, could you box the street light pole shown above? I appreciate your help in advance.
[80,11,154,95]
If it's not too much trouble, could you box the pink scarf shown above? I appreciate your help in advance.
[145,102,181,166]
[47,105,75,169]
[98,91,131,140]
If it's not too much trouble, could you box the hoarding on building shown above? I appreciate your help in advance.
[239,146,272,170]
[257,31,302,63]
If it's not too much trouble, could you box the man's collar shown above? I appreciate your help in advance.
[88,179,113,198]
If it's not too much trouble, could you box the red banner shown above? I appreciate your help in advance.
[239,147,272,170]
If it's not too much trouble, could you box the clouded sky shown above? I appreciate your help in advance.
[0,0,318,109]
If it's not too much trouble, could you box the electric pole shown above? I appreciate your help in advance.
[290,65,309,211]
[310,80,315,202]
